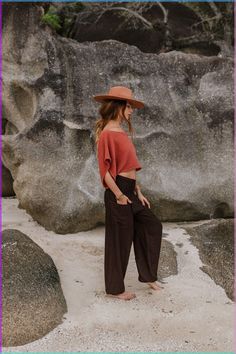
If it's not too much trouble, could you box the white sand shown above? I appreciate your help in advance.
[2,197,234,352]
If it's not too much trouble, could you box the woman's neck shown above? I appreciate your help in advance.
[106,122,122,129]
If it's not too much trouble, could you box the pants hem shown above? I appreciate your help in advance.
[138,277,157,283]
[105,289,125,295]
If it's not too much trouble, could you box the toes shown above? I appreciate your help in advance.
[148,282,164,290]
[106,292,136,300]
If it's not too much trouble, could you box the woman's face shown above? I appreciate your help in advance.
[123,102,134,121]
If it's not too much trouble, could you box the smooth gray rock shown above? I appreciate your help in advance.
[2,229,67,346]
[182,218,234,301]
[2,4,233,233]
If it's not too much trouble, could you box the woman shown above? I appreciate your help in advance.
[93,86,163,301]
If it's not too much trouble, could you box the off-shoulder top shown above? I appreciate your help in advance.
[97,129,142,189]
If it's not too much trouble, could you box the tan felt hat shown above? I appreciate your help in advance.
[93,86,144,109]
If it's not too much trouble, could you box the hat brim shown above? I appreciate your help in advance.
[93,95,144,109]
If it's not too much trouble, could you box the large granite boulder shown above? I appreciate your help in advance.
[64,2,205,55]
[182,218,234,301]
[2,229,67,346]
[51,3,233,57]
[2,4,233,233]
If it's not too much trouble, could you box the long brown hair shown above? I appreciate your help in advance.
[94,100,136,145]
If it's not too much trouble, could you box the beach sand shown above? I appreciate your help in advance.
[2,197,234,352]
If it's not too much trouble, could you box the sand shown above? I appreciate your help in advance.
[2,197,234,352]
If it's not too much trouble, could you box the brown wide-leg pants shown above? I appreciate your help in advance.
[104,174,163,295]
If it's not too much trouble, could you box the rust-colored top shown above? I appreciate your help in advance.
[97,130,142,189]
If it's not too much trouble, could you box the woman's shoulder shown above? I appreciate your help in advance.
[98,129,117,144]
[101,128,128,136]
[98,129,129,145]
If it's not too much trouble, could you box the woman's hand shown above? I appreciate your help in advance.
[137,191,151,209]
[117,194,132,205]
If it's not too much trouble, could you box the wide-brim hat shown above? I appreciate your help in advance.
[92,86,144,109]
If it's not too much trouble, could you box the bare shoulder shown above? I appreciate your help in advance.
[103,126,129,135]
[103,128,125,133]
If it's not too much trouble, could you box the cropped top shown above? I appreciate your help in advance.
[97,130,142,189]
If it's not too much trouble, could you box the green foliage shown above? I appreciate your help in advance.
[41,3,85,36]
[41,13,62,31]
[41,6,62,31]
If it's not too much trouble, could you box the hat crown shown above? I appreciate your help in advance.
[93,85,144,108]
[108,86,133,99]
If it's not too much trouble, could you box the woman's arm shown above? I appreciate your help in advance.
[134,180,141,195]
[104,171,124,200]
[134,180,151,208]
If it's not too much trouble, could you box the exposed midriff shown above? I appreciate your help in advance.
[117,170,136,180]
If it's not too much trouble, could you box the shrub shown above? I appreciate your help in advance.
[41,11,62,31]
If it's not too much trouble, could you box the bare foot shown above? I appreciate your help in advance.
[106,291,136,300]
[147,281,164,290]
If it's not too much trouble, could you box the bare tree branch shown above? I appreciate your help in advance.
[173,32,214,47]
[208,2,222,21]
[156,2,168,24]
[192,15,223,30]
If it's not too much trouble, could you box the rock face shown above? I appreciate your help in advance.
[2,229,67,346]
[182,219,234,301]
[68,2,223,55]
[2,164,15,197]
[53,3,233,57]
[158,237,178,280]
[69,3,205,55]
[2,4,234,233]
